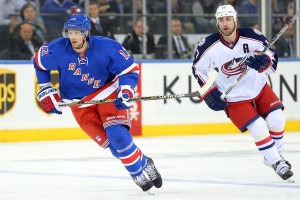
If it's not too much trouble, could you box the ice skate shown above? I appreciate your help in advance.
[264,144,292,169]
[272,159,294,182]
[132,171,154,193]
[263,155,292,169]
[144,157,163,188]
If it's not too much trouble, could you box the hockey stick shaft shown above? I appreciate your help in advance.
[60,91,201,107]
[59,68,219,107]
[221,7,300,100]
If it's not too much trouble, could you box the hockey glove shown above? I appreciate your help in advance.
[114,85,135,110]
[37,86,62,114]
[203,87,228,111]
[244,54,271,73]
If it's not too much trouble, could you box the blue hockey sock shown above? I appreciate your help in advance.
[106,125,144,176]
[108,144,119,158]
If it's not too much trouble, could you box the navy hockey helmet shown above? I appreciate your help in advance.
[62,14,91,38]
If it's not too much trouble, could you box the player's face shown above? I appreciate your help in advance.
[217,16,236,37]
[68,29,85,49]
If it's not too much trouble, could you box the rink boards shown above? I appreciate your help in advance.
[0,59,299,141]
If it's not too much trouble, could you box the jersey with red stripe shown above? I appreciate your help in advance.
[34,36,139,101]
[192,28,278,103]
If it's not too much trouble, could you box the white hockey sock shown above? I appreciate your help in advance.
[269,130,284,154]
[254,133,281,164]
[247,117,281,164]
[265,109,285,155]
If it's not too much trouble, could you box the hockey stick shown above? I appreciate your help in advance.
[221,7,300,100]
[59,68,219,107]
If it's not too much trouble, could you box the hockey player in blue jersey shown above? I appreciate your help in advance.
[34,14,162,193]
[192,5,293,182]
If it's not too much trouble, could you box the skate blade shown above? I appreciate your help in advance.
[146,188,155,195]
[286,178,295,183]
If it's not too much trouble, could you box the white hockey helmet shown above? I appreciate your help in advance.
[215,5,237,21]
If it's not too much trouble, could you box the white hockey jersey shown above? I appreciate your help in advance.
[192,28,278,102]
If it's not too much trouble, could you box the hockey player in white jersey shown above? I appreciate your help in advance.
[192,5,294,181]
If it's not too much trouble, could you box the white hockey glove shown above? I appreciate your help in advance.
[114,85,135,110]
[37,86,62,114]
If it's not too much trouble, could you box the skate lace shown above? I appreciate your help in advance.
[264,155,289,168]
[144,161,158,181]
[133,173,149,186]
[275,160,290,175]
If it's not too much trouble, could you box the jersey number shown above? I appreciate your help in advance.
[119,49,130,60]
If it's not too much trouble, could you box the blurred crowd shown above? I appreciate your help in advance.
[0,0,296,60]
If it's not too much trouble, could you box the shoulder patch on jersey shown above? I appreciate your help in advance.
[253,28,263,35]
[41,46,49,55]
[198,37,206,46]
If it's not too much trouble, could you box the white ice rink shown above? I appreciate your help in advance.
[0,133,299,200]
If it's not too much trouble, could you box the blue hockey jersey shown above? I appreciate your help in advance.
[34,36,139,101]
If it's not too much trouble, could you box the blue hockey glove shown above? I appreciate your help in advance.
[203,87,228,111]
[114,85,135,110]
[37,86,62,114]
[244,54,271,73]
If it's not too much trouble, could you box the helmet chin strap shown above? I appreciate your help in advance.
[74,39,85,49]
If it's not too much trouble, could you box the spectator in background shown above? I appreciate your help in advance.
[191,0,217,33]
[89,1,104,36]
[154,0,194,34]
[122,18,156,59]
[0,0,26,28]
[201,0,217,14]
[115,0,131,33]
[156,17,192,59]
[134,0,158,34]
[0,0,26,52]
[98,0,121,34]
[42,0,80,41]
[249,22,260,30]
[135,0,155,14]
[19,3,47,43]
[89,0,115,39]
[226,0,238,9]
[274,18,294,57]
[5,22,43,60]
[239,0,258,28]
[286,1,294,16]
[191,0,208,33]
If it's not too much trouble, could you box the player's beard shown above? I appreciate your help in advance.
[218,23,236,37]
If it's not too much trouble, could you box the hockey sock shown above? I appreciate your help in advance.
[248,117,281,164]
[141,153,147,169]
[106,125,145,176]
[254,133,281,164]
[265,109,285,154]
[269,130,284,153]
[108,144,119,158]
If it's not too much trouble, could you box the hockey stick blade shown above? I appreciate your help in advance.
[59,68,219,107]
[198,67,219,97]
[221,6,300,100]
